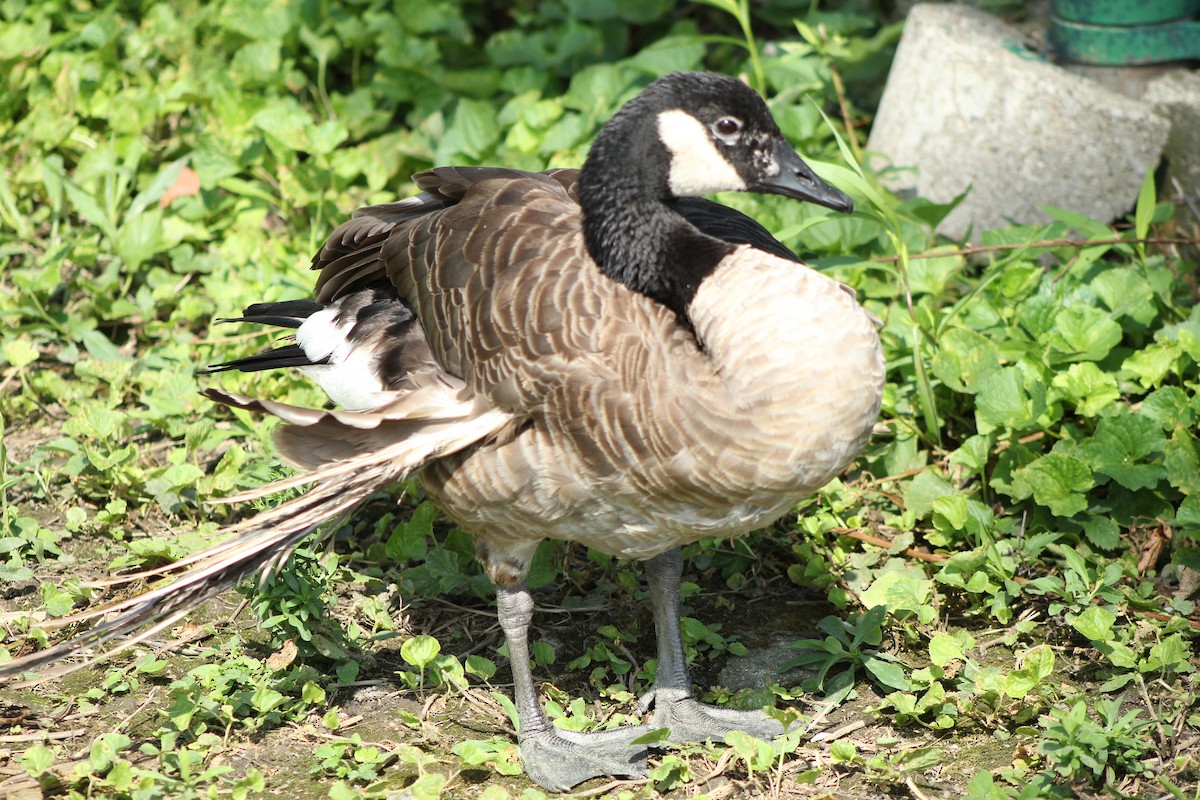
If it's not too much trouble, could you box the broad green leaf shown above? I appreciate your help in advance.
[1123,341,1180,388]
[895,747,944,770]
[624,34,706,75]
[975,367,1037,433]
[931,327,1001,394]
[1178,494,1200,527]
[301,681,326,704]
[864,656,910,691]
[906,189,969,230]
[965,770,1009,800]
[400,634,441,671]
[1021,645,1055,680]
[724,730,775,770]
[1046,306,1123,363]
[465,655,496,680]
[1006,645,1054,697]
[903,470,956,518]
[1069,605,1115,641]
[1095,639,1138,668]
[531,641,555,666]
[63,405,128,441]
[931,495,969,531]
[1016,294,1060,339]
[1146,633,1191,673]
[1163,430,1200,494]
[20,744,58,778]
[0,18,49,60]
[408,772,447,800]
[1059,544,1090,579]
[216,1,295,39]
[250,687,285,713]
[307,119,349,155]
[1082,517,1120,550]
[829,739,857,763]
[386,502,435,562]
[1010,452,1094,517]
[436,96,496,159]
[993,262,1043,299]
[852,606,886,647]
[949,434,991,473]
[908,249,964,297]
[1142,386,1196,430]
[453,738,523,775]
[61,175,118,241]
[563,63,637,119]
[859,569,933,620]
[1092,266,1156,323]
[41,583,75,617]
[2,339,38,369]
[1051,362,1119,417]
[252,98,315,155]
[1079,413,1167,491]
[887,691,917,715]
[478,786,513,800]
[929,633,964,666]
[934,550,989,590]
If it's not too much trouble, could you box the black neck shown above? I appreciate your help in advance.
[578,111,733,322]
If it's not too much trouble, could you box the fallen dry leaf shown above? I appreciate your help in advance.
[1177,565,1200,599]
[266,638,299,671]
[159,166,200,207]
[1137,522,1172,575]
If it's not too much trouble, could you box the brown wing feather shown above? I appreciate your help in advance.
[307,166,849,565]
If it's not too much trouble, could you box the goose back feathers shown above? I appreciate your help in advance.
[285,160,882,573]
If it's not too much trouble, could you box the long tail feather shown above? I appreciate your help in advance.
[0,466,388,681]
[201,344,315,374]
[0,391,515,683]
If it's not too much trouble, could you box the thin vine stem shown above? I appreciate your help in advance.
[870,236,1200,263]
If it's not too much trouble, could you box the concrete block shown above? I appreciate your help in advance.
[867,3,1171,240]
[1143,70,1200,213]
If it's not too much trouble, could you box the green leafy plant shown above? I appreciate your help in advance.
[1035,697,1155,785]
[313,735,396,783]
[784,606,911,703]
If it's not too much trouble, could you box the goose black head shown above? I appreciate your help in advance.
[652,73,852,212]
[585,72,852,213]
[579,72,853,319]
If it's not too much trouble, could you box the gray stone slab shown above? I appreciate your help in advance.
[867,3,1170,240]
[717,637,809,690]
[1143,70,1200,213]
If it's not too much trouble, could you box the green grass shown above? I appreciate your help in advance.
[2,1,1199,798]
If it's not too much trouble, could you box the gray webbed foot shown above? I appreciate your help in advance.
[519,725,651,792]
[640,686,786,743]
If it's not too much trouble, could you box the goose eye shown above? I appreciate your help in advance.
[712,116,742,141]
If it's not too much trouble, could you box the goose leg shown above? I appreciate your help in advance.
[496,584,650,791]
[638,547,786,742]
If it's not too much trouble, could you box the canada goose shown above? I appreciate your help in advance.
[1,72,885,791]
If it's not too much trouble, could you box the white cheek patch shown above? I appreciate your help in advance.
[656,109,747,196]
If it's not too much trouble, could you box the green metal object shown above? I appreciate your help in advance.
[1050,0,1200,64]
[1054,0,1199,26]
